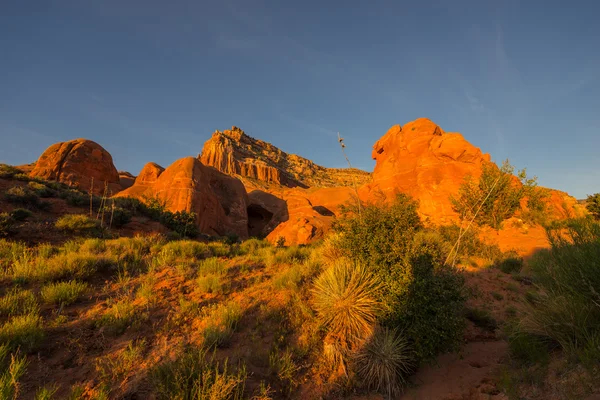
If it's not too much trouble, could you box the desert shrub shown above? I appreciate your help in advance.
[201,301,242,348]
[196,274,225,294]
[55,214,102,236]
[334,193,421,268]
[150,347,246,400]
[0,345,28,399]
[97,339,146,382]
[508,331,551,366]
[520,218,600,362]
[465,307,498,332]
[97,297,144,335]
[197,257,226,277]
[27,181,54,198]
[355,327,414,398]
[159,240,210,261]
[0,213,15,237]
[59,189,87,206]
[239,238,269,254]
[450,160,541,229]
[586,193,600,220]
[12,252,113,282]
[34,385,58,400]
[334,195,466,363]
[9,208,32,222]
[0,313,44,352]
[4,186,40,207]
[0,288,39,317]
[437,224,502,261]
[160,210,198,238]
[496,256,523,274]
[106,206,132,228]
[0,164,20,179]
[41,280,88,306]
[275,236,286,248]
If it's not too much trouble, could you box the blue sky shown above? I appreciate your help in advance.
[1,0,598,198]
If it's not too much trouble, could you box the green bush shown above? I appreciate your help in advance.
[0,288,39,317]
[520,218,600,362]
[450,160,542,229]
[150,348,246,400]
[55,214,101,236]
[0,313,45,352]
[27,181,54,198]
[4,186,40,207]
[465,307,498,332]
[0,213,15,237]
[437,224,502,261]
[9,208,33,222]
[160,210,199,238]
[0,164,20,179]
[0,344,28,400]
[334,194,466,364]
[41,280,88,306]
[586,193,600,220]
[496,256,523,274]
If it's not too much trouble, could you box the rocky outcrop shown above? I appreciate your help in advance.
[119,171,136,190]
[30,139,121,195]
[360,118,492,224]
[200,126,371,189]
[117,157,249,238]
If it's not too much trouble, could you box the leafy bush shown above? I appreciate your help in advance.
[55,214,102,236]
[0,313,45,352]
[0,288,39,318]
[105,206,132,228]
[4,186,40,207]
[333,194,466,364]
[465,307,498,332]
[0,164,20,179]
[9,208,32,222]
[586,193,600,220]
[450,160,543,229]
[437,224,502,261]
[520,218,600,362]
[0,344,28,399]
[239,238,269,254]
[355,327,414,398]
[160,210,199,238]
[27,181,54,198]
[150,348,246,400]
[41,280,88,306]
[0,213,15,237]
[201,301,242,348]
[496,256,523,274]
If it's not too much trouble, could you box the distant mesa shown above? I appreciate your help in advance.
[199,126,371,189]
[30,138,121,195]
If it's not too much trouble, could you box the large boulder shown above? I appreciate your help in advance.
[360,118,491,224]
[30,139,121,195]
[117,157,249,238]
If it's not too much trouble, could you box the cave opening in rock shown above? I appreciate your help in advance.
[247,204,274,237]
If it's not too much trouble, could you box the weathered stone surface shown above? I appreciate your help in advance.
[200,126,371,189]
[360,118,492,224]
[30,139,121,195]
[117,157,249,238]
[119,171,135,190]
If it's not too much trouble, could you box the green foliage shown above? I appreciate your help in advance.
[55,214,102,236]
[41,280,88,306]
[9,208,32,222]
[107,206,132,228]
[0,164,21,179]
[27,181,54,198]
[0,288,39,318]
[521,218,600,362]
[97,297,144,335]
[4,186,40,207]
[159,210,199,238]
[34,385,58,400]
[508,331,550,366]
[0,313,45,352]
[0,345,28,400]
[150,348,246,400]
[586,193,600,220]
[437,224,502,261]
[335,193,422,268]
[201,301,242,348]
[355,328,414,397]
[496,256,523,274]
[0,213,15,237]
[465,307,498,332]
[275,236,286,248]
[239,238,269,255]
[451,160,542,229]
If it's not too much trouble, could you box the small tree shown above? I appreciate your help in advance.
[450,160,541,229]
[586,193,600,220]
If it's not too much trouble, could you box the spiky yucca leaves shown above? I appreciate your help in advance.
[312,261,383,346]
[355,327,414,398]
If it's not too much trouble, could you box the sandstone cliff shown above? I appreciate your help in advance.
[199,126,371,189]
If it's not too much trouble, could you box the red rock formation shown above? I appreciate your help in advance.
[30,139,121,195]
[360,118,492,224]
[119,171,135,190]
[117,157,249,238]
[200,126,371,189]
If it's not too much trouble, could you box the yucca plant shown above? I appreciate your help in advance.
[354,327,414,398]
[312,260,383,353]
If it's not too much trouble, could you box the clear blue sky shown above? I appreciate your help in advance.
[1,1,598,198]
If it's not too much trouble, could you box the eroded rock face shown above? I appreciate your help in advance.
[30,139,121,195]
[360,118,492,224]
[200,126,371,189]
[117,157,249,238]
[119,171,136,190]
